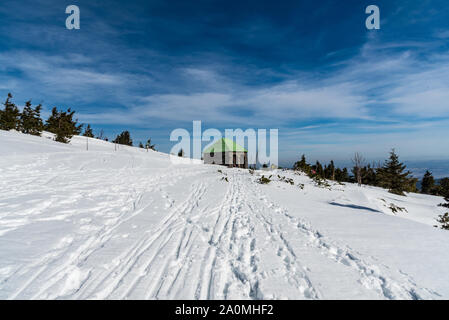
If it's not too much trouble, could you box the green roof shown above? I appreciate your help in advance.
[203,138,247,153]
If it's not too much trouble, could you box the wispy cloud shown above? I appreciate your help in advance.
[1,0,449,164]
[435,30,449,39]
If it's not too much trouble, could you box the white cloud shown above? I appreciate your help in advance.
[435,30,449,39]
[0,51,149,106]
[3,39,449,127]
[127,81,369,126]
[2,39,449,164]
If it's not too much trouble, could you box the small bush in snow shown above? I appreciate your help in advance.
[277,175,294,185]
[389,203,407,214]
[257,175,271,184]
[436,213,449,230]
[313,176,331,189]
[438,195,449,209]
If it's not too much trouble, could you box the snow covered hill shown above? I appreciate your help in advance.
[1,130,448,300]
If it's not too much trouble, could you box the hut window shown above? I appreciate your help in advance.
[210,151,214,157]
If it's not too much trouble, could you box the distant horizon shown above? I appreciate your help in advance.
[278,158,449,179]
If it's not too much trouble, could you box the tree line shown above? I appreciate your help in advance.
[293,150,449,229]
[293,149,449,198]
[0,93,156,150]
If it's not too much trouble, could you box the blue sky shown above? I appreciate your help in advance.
[1,0,449,168]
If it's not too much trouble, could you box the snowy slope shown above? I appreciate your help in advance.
[0,130,448,300]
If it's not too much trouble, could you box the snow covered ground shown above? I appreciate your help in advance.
[1,130,448,300]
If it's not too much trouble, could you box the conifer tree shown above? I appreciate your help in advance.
[0,93,20,131]
[19,101,43,136]
[178,149,184,157]
[421,171,435,194]
[376,149,413,196]
[139,142,144,148]
[145,138,156,151]
[314,161,324,178]
[335,168,350,182]
[328,160,336,180]
[435,177,449,230]
[293,154,309,172]
[45,107,82,143]
[405,176,419,193]
[113,131,133,146]
[323,164,329,179]
[335,168,343,181]
[82,124,94,138]
[342,168,349,181]
[438,178,449,209]
[360,164,377,186]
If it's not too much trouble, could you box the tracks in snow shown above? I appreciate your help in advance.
[197,171,438,300]
[1,164,440,300]
[247,176,439,300]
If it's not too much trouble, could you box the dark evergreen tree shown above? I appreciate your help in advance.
[421,171,435,194]
[0,93,20,131]
[351,166,359,184]
[45,107,82,143]
[335,168,343,181]
[436,179,449,230]
[138,142,144,148]
[439,178,449,197]
[327,160,336,180]
[361,164,377,186]
[405,176,419,193]
[335,168,350,182]
[113,131,133,146]
[19,101,43,136]
[82,124,94,138]
[311,161,324,178]
[178,148,184,157]
[293,154,310,173]
[323,164,329,179]
[438,178,449,208]
[145,138,156,151]
[342,168,349,181]
[376,149,414,196]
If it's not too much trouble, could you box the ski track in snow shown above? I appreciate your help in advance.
[247,180,437,300]
[0,138,443,300]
